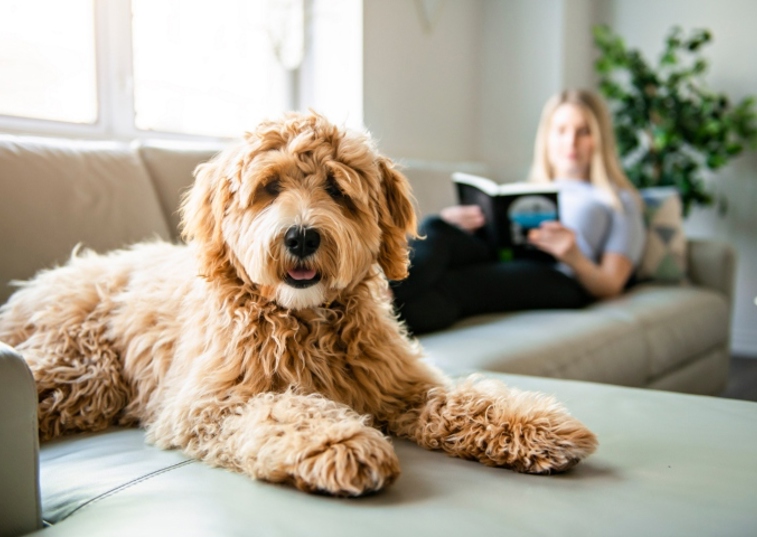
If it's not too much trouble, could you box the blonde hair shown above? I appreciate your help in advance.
[528,89,640,210]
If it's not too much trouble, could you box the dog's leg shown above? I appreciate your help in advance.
[391,375,598,474]
[11,332,132,441]
[150,390,400,496]
[1,289,132,441]
[0,248,143,440]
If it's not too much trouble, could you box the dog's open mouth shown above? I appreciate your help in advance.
[284,266,321,289]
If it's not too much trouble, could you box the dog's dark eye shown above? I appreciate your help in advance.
[325,174,344,200]
[264,178,282,197]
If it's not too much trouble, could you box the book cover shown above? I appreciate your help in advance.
[451,172,559,263]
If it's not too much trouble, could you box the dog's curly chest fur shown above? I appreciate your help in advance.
[215,292,388,413]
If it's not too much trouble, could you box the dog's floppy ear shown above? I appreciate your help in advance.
[180,148,241,282]
[376,157,418,281]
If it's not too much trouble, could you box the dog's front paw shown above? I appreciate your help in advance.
[422,378,598,474]
[475,386,598,474]
[496,412,598,475]
[293,426,400,497]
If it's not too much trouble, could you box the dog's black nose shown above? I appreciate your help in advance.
[284,226,320,258]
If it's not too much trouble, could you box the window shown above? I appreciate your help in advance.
[0,0,362,141]
[131,0,291,138]
[0,0,98,124]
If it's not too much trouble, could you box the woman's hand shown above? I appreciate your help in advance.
[529,221,634,299]
[527,221,580,264]
[440,205,486,232]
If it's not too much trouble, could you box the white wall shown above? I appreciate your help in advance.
[478,0,598,181]
[362,0,483,162]
[363,0,600,173]
[598,0,757,356]
[477,0,562,181]
[362,0,757,356]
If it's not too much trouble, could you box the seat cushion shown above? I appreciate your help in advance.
[418,284,729,388]
[592,284,730,379]
[0,135,172,304]
[33,374,757,537]
[419,309,648,386]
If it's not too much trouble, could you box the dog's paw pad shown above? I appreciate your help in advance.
[293,428,400,497]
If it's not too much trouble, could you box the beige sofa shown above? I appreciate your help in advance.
[0,135,735,396]
[0,133,751,537]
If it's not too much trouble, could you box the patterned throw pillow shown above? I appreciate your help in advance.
[637,187,687,283]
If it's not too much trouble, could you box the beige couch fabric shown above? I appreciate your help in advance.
[419,284,729,393]
[0,135,172,304]
[27,373,757,537]
[0,343,41,537]
[136,141,221,240]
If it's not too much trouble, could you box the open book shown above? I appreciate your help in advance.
[452,172,560,263]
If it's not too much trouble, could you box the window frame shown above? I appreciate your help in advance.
[0,0,307,143]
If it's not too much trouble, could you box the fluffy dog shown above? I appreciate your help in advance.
[0,112,597,496]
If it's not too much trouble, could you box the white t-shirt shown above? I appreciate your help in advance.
[555,179,646,275]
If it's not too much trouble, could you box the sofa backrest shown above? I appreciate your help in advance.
[136,140,222,241]
[400,166,457,220]
[398,161,492,221]
[0,135,227,304]
[0,136,165,303]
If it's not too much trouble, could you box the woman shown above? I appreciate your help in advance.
[392,89,646,335]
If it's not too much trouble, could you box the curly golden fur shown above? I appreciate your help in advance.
[0,112,597,496]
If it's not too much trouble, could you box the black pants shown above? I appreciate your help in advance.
[392,216,593,335]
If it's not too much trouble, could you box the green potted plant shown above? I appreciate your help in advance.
[592,24,757,215]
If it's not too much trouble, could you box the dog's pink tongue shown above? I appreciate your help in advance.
[288,268,316,281]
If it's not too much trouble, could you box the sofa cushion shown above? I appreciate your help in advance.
[637,187,687,283]
[419,308,648,386]
[136,141,223,240]
[34,374,757,537]
[418,284,729,389]
[592,284,730,379]
[40,428,191,524]
[0,135,172,304]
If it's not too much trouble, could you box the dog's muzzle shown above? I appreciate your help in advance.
[284,226,321,288]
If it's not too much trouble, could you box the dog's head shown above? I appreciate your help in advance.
[180,112,417,310]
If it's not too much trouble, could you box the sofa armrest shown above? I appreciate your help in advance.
[686,238,736,303]
[0,341,42,537]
